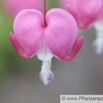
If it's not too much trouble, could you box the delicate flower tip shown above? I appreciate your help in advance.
[39,60,54,85]
[39,71,54,85]
[61,36,83,61]
[77,35,84,43]
[9,32,30,58]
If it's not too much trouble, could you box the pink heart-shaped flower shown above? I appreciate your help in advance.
[10,8,83,61]
[9,8,83,85]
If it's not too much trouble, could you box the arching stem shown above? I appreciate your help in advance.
[44,0,47,27]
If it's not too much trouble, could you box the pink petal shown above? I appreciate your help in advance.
[10,8,82,60]
[61,36,83,61]
[60,0,103,29]
[9,32,30,58]
[5,0,43,16]
[77,0,103,29]
[45,8,78,60]
[13,9,44,57]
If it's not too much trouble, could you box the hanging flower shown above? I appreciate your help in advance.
[5,0,43,16]
[60,0,103,29]
[9,8,83,85]
[60,0,103,55]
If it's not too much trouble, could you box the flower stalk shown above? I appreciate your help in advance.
[44,0,47,27]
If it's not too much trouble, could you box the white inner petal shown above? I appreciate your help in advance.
[37,41,53,61]
[93,17,103,55]
[94,17,103,31]
[39,60,54,85]
[37,38,54,85]
[93,28,103,55]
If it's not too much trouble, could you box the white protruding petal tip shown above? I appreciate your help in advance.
[39,71,54,85]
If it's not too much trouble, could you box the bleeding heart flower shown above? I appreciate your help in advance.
[9,8,83,85]
[5,0,43,16]
[60,0,103,29]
